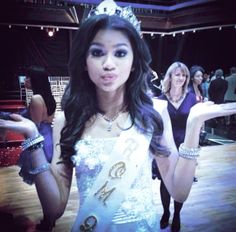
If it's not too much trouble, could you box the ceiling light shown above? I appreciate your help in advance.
[47,28,55,37]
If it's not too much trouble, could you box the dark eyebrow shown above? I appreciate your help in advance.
[90,42,129,48]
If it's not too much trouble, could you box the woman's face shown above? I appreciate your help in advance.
[170,67,187,89]
[193,70,203,85]
[86,29,134,93]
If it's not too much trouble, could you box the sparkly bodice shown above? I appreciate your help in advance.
[71,136,159,231]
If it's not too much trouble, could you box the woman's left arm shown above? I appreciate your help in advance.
[155,101,236,203]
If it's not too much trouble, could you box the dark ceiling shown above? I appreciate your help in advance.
[1,0,236,33]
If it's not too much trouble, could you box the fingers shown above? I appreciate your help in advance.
[203,101,214,105]
[221,102,236,110]
[9,113,24,121]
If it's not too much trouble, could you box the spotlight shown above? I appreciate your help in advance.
[219,26,222,31]
[182,31,185,35]
[173,33,175,37]
[47,28,55,37]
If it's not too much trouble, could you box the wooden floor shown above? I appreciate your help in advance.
[0,144,236,232]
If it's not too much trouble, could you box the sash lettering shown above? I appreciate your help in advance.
[94,181,116,206]
[123,138,139,159]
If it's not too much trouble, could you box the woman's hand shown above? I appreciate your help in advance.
[0,113,38,138]
[188,101,236,124]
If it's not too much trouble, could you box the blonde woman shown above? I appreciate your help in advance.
[153,62,197,232]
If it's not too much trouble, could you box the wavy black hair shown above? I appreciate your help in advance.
[60,14,168,165]
[26,65,56,116]
[189,65,205,96]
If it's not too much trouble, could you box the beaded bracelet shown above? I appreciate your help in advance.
[29,163,50,175]
[22,134,44,151]
[28,141,44,152]
[179,143,201,160]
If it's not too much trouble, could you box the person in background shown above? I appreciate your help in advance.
[189,65,207,146]
[201,72,211,101]
[147,69,162,97]
[152,62,197,232]
[210,69,224,82]
[16,66,56,187]
[1,1,236,231]
[209,69,228,105]
[224,67,236,126]
[188,65,205,102]
[21,66,56,163]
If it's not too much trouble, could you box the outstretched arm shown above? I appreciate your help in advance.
[0,113,73,223]
[155,101,236,202]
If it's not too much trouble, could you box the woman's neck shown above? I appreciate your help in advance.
[169,87,183,97]
[166,87,185,104]
[97,91,126,118]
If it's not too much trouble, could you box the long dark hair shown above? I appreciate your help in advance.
[189,65,205,96]
[60,15,168,165]
[27,66,56,116]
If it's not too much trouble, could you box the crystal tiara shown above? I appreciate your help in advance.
[87,0,141,35]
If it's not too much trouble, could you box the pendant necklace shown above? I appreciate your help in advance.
[97,111,121,132]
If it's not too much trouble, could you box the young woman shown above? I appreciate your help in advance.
[153,62,197,231]
[188,65,205,102]
[21,66,56,162]
[0,1,236,231]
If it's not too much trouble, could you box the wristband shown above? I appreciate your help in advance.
[29,163,50,175]
[179,143,200,160]
[22,134,44,151]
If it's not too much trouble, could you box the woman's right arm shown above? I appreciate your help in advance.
[32,112,73,221]
[0,112,73,221]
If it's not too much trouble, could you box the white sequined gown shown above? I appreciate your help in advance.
[71,136,159,232]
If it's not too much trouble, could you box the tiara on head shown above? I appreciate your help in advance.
[87,0,141,35]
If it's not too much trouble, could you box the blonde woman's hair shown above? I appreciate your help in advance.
[161,61,190,94]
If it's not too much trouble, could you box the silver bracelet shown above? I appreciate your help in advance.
[22,134,44,151]
[29,163,50,175]
[179,143,201,160]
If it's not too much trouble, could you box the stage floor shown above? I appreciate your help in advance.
[0,144,236,232]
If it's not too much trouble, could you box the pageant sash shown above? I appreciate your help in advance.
[71,116,152,232]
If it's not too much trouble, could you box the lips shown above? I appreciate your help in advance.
[101,74,117,82]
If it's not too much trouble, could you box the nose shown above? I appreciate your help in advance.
[102,54,115,71]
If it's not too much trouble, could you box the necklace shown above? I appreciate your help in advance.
[167,93,184,103]
[97,111,121,132]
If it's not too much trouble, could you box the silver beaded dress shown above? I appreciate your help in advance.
[71,136,159,232]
